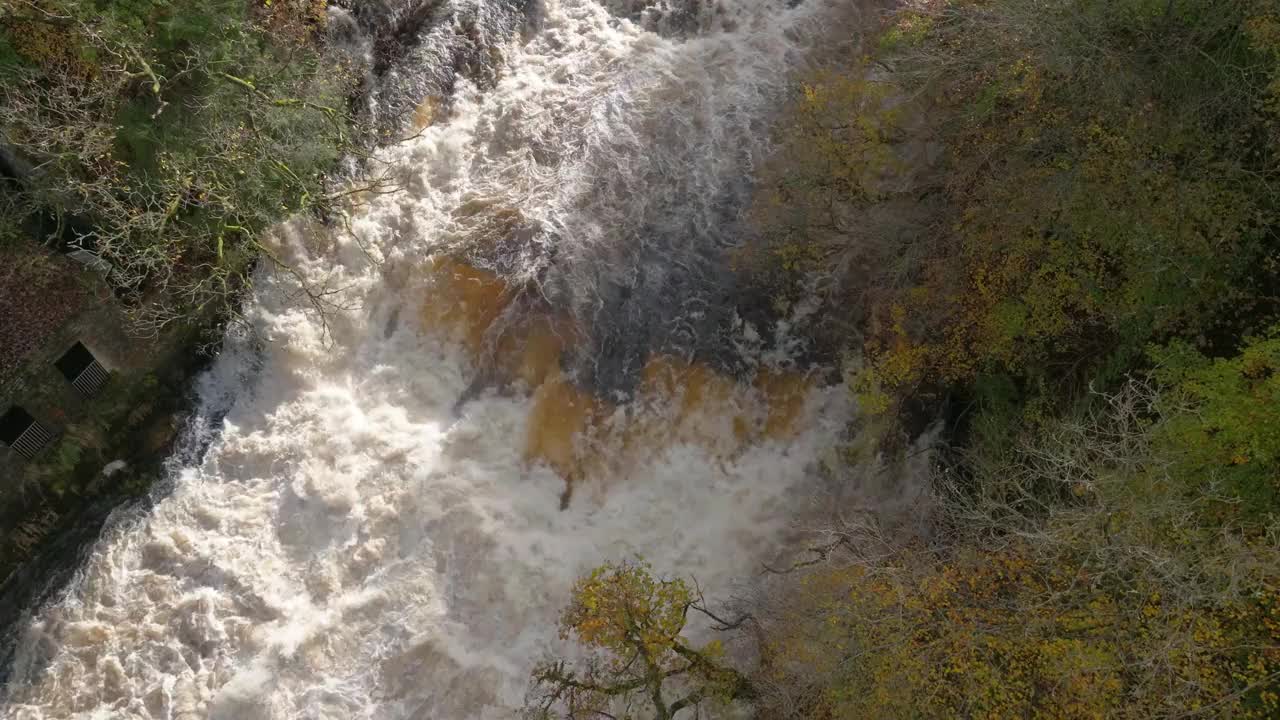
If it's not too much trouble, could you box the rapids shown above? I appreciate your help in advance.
[1,1,865,717]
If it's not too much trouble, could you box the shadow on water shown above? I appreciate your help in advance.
[329,0,539,133]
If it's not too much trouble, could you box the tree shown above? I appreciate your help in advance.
[1152,326,1280,519]
[751,376,1280,719]
[0,0,396,337]
[734,1,1280,717]
[752,0,1280,432]
[525,562,753,720]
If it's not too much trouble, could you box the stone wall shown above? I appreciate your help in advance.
[1,298,132,497]
[0,251,209,579]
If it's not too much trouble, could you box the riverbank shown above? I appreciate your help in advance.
[0,273,222,661]
[731,2,1280,717]
[0,0,355,647]
[0,347,213,680]
[0,0,539,665]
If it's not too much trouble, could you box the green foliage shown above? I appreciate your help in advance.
[0,31,18,68]
[789,0,1280,427]
[0,0,358,332]
[1153,328,1280,518]
[875,11,934,53]
[45,441,83,494]
[759,378,1280,719]
[748,1,1280,717]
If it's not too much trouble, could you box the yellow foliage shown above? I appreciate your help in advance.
[528,562,752,718]
[563,562,692,661]
[763,541,1280,719]
[4,18,96,79]
[795,67,901,202]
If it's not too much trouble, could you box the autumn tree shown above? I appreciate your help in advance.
[525,562,753,720]
[751,374,1280,719]
[735,1,1280,716]
[749,0,1280,430]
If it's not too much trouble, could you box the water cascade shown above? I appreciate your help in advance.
[2,1,864,717]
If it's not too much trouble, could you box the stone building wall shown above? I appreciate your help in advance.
[0,248,207,578]
[0,294,139,502]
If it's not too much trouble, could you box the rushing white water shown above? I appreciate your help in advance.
[2,1,864,717]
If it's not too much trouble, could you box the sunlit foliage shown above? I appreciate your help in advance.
[525,562,752,720]
[1154,327,1280,519]
[0,0,363,333]
[761,544,1280,719]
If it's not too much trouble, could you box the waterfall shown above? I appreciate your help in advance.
[1,1,862,717]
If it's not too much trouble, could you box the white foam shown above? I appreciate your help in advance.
[2,2,858,717]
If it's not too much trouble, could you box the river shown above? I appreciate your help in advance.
[2,1,862,717]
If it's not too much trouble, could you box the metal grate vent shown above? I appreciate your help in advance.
[10,420,56,460]
[0,406,57,460]
[55,341,110,398]
[66,248,112,275]
[70,361,110,397]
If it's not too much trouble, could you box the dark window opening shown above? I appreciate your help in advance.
[55,342,95,380]
[0,406,34,445]
[0,406,56,460]
[55,341,109,397]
